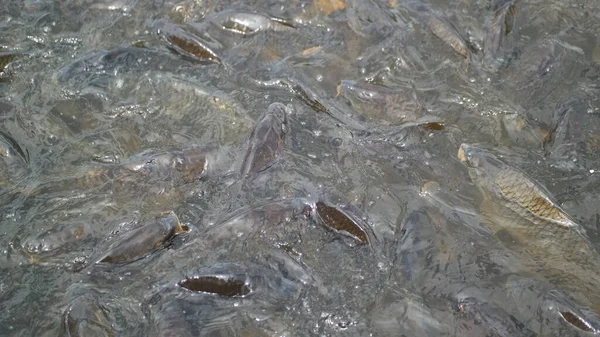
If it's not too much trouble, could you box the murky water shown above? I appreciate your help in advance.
[1,0,600,336]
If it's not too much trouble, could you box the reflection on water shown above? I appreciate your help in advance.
[1,0,600,335]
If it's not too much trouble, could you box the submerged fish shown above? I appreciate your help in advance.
[97,212,186,264]
[337,80,423,125]
[157,21,221,64]
[314,201,370,245]
[204,199,312,245]
[483,0,519,67]
[118,146,209,183]
[155,301,193,337]
[458,143,600,313]
[504,275,600,335]
[22,222,88,257]
[240,102,288,177]
[422,11,471,58]
[63,296,114,337]
[0,51,24,75]
[455,297,536,337]
[213,12,294,35]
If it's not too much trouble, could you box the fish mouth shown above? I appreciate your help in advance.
[457,143,486,168]
[457,144,467,163]
[457,143,477,165]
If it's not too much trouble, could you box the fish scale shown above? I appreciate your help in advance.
[495,168,575,228]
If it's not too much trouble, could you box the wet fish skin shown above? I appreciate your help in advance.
[455,298,536,337]
[98,212,185,264]
[422,12,470,58]
[179,275,251,297]
[458,143,600,312]
[155,301,193,337]
[240,102,288,176]
[483,0,519,67]
[504,275,600,335]
[204,198,312,244]
[179,147,208,182]
[457,143,579,229]
[64,296,114,337]
[0,51,23,74]
[157,21,221,64]
[119,147,207,182]
[120,150,184,178]
[22,222,87,256]
[214,12,294,35]
[175,261,306,305]
[337,80,422,125]
[315,201,369,244]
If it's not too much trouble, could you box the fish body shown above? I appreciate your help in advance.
[64,296,114,337]
[98,212,185,264]
[337,80,422,125]
[458,143,600,312]
[422,12,470,58]
[240,103,288,177]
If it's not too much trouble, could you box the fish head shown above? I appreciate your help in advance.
[157,211,187,234]
[265,102,289,133]
[457,143,508,193]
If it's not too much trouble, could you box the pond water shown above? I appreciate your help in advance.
[1,0,600,336]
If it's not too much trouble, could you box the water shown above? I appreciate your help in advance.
[1,0,600,335]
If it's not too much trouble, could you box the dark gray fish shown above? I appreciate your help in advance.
[155,301,193,337]
[0,130,29,191]
[118,147,208,183]
[0,51,24,74]
[177,261,306,304]
[179,275,251,297]
[337,80,423,125]
[213,12,294,35]
[147,258,306,336]
[315,201,370,244]
[504,275,600,335]
[97,212,186,264]
[22,222,88,257]
[157,21,221,64]
[57,47,161,84]
[63,296,114,337]
[240,102,288,177]
[455,298,536,337]
[395,210,433,283]
[0,130,29,164]
[204,198,312,245]
[484,0,519,67]
[422,12,470,58]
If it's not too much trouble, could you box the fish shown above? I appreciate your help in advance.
[213,12,294,35]
[455,297,536,337]
[504,275,600,335]
[118,147,208,183]
[155,302,193,337]
[64,296,114,337]
[97,212,186,264]
[157,22,221,64]
[337,80,423,125]
[458,143,600,313]
[483,0,519,67]
[0,51,23,74]
[204,199,312,245]
[179,275,251,297]
[176,261,306,305]
[240,102,288,177]
[22,222,88,257]
[422,11,471,58]
[315,201,370,244]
